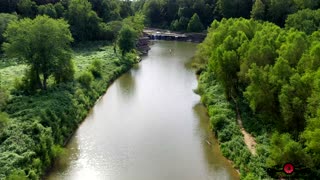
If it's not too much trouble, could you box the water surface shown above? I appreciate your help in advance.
[47,41,239,180]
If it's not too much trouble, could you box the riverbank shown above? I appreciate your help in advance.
[196,70,268,179]
[0,42,133,179]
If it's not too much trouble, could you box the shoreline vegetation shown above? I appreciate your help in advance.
[0,41,139,179]
[0,0,145,177]
[194,17,320,179]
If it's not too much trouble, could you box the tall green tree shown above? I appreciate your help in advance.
[120,0,133,19]
[251,0,266,20]
[3,15,74,90]
[267,132,311,168]
[117,25,137,56]
[89,0,120,22]
[0,13,18,46]
[285,9,320,35]
[268,0,297,26]
[187,13,204,32]
[17,0,37,18]
[66,0,102,41]
[37,3,57,18]
[293,0,320,10]
[143,0,162,26]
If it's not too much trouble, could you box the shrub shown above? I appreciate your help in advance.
[0,112,9,129]
[89,59,103,78]
[77,71,94,88]
[0,88,8,109]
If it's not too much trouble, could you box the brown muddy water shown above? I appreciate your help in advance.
[46,41,239,180]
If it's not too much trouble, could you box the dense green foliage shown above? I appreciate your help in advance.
[0,0,144,178]
[0,44,133,179]
[0,13,18,47]
[285,9,320,35]
[195,18,320,178]
[187,13,204,32]
[132,0,320,31]
[3,15,74,90]
[66,0,101,41]
[118,25,137,56]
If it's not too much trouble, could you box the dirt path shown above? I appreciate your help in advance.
[233,98,257,155]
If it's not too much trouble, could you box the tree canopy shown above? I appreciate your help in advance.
[187,13,204,32]
[117,25,137,56]
[3,15,74,90]
[195,17,320,178]
[66,0,102,41]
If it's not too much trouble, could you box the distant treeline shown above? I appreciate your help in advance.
[133,0,320,31]
[0,0,136,43]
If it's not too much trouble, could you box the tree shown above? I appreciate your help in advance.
[117,25,137,56]
[89,0,120,22]
[187,13,204,32]
[303,114,320,167]
[267,132,311,169]
[37,4,57,18]
[120,0,133,19]
[0,13,18,46]
[54,2,65,18]
[285,9,320,35]
[217,0,252,18]
[66,0,102,41]
[0,112,9,130]
[293,0,320,10]
[267,0,297,26]
[251,0,266,20]
[143,0,162,26]
[3,15,74,90]
[17,0,37,18]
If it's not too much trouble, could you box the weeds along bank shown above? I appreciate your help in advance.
[0,43,135,179]
[196,71,268,179]
[194,18,320,179]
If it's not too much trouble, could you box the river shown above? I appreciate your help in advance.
[47,41,239,180]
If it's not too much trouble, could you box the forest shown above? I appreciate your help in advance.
[0,0,320,179]
[193,2,320,180]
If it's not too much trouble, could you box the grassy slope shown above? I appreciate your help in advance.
[0,42,131,179]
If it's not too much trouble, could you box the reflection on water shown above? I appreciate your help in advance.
[47,41,239,180]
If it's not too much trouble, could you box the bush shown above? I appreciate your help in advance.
[0,88,8,109]
[77,71,94,88]
[89,59,103,78]
[0,112,9,129]
[98,21,123,41]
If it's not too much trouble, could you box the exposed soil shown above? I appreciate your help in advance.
[233,97,257,155]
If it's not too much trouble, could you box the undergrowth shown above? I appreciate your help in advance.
[197,70,269,179]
